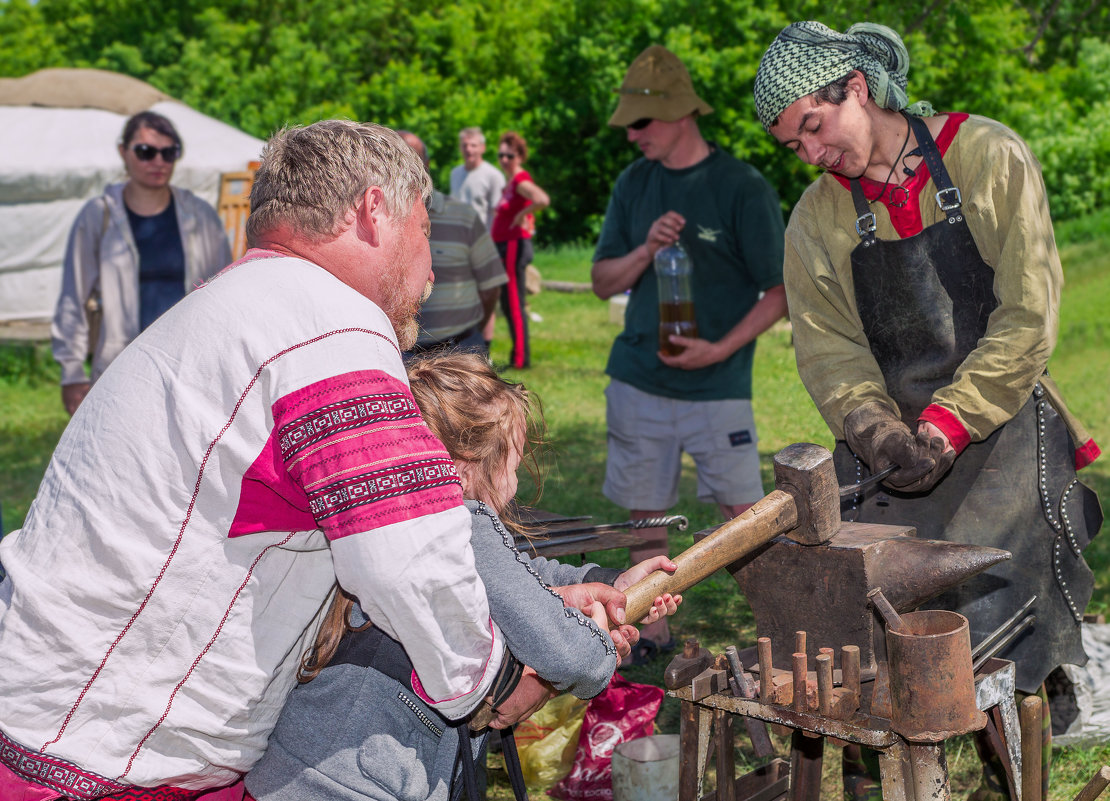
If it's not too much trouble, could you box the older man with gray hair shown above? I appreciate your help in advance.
[449,126,505,229]
[0,120,576,798]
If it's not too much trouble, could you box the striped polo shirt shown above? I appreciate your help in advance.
[416,191,506,345]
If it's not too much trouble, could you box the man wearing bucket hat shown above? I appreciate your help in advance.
[754,20,1102,799]
[591,45,788,656]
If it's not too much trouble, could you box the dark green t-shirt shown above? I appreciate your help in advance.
[593,146,785,400]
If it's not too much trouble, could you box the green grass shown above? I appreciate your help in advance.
[1,215,1107,798]
[0,343,68,536]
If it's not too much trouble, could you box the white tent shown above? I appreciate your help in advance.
[0,68,264,322]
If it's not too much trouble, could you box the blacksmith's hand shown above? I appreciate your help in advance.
[577,599,637,662]
[844,402,934,489]
[555,583,642,659]
[895,429,957,493]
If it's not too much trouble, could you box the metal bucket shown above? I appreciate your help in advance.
[610,734,680,801]
[887,609,987,742]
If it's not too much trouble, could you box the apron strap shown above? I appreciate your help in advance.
[906,114,963,215]
[499,728,531,801]
[850,112,965,242]
[849,180,877,244]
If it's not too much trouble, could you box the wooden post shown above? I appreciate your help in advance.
[679,700,701,801]
[715,709,736,801]
[789,729,823,801]
[1073,766,1110,801]
[1021,695,1043,801]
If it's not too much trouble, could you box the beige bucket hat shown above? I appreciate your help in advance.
[608,45,713,127]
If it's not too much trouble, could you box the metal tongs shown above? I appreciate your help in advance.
[514,514,689,549]
[839,464,898,498]
[972,595,1037,672]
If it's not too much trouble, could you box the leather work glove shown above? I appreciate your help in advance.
[894,430,958,493]
[843,402,934,489]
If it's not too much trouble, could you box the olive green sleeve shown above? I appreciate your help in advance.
[784,180,898,439]
[922,116,1062,441]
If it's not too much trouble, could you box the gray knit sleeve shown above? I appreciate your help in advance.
[467,501,617,698]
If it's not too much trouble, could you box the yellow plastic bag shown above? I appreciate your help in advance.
[514,694,588,787]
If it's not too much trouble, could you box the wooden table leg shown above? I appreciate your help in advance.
[788,729,823,801]
[715,709,736,801]
[680,700,714,801]
[680,700,699,801]
[1021,695,1043,801]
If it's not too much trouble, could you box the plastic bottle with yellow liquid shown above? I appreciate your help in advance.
[655,241,697,356]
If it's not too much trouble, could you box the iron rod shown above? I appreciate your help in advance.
[972,595,1037,660]
[973,614,1036,673]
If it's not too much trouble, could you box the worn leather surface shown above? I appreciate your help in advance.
[851,214,997,424]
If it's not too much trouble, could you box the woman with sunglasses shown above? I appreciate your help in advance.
[52,110,231,414]
[490,131,550,369]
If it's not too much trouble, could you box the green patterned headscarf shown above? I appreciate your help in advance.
[753,21,934,130]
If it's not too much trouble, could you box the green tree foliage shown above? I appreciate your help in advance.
[2,0,1108,243]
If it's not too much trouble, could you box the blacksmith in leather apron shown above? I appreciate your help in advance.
[835,113,1100,693]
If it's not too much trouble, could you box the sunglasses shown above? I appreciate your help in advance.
[497,151,517,160]
[132,143,181,163]
[627,118,655,131]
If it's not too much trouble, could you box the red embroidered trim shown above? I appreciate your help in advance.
[278,389,420,461]
[918,404,971,454]
[0,727,125,799]
[229,372,416,538]
[1076,439,1101,470]
[272,371,463,538]
[98,786,206,800]
[308,456,459,521]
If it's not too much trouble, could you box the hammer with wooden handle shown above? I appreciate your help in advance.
[620,442,840,623]
[468,443,838,731]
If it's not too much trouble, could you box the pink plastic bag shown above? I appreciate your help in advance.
[547,673,664,800]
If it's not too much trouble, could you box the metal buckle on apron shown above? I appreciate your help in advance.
[935,187,962,212]
[855,210,877,239]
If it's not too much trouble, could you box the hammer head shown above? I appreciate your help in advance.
[773,443,839,545]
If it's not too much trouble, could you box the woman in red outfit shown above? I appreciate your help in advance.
[490,131,550,369]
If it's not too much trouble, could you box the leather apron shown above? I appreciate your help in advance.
[834,114,1099,692]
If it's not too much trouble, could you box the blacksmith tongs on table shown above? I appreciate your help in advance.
[515,514,689,550]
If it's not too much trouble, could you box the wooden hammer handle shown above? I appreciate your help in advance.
[622,490,798,622]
